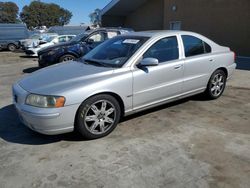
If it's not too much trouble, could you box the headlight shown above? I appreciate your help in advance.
[26,94,65,108]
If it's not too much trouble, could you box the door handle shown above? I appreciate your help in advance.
[174,65,182,69]
[209,59,214,62]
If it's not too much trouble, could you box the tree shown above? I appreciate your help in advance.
[89,9,101,27]
[0,1,19,23]
[20,1,72,28]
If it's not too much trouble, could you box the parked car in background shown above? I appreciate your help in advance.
[48,25,90,35]
[25,34,76,57]
[20,33,59,50]
[38,27,133,67]
[0,24,29,51]
[13,31,236,139]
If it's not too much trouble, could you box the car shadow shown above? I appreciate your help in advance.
[19,55,37,59]
[0,105,84,145]
[236,57,250,71]
[23,67,40,73]
[0,94,207,145]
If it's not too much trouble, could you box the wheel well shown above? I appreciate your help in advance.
[217,67,228,78]
[8,43,17,47]
[91,92,125,117]
[74,92,125,127]
[59,53,77,61]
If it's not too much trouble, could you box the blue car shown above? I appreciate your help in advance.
[38,28,133,67]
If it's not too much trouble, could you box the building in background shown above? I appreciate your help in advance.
[101,0,250,56]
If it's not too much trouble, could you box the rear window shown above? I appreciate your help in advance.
[182,35,211,57]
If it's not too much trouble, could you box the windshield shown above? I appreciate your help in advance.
[71,33,88,42]
[83,36,149,68]
[29,34,41,39]
[44,36,57,42]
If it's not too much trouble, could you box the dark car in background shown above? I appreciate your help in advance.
[0,24,29,51]
[47,25,91,35]
[38,28,133,67]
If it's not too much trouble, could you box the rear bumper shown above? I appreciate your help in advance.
[227,63,237,80]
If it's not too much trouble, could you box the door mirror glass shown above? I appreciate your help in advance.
[139,58,159,67]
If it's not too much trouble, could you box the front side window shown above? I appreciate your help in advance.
[83,36,149,68]
[182,35,211,57]
[58,36,67,43]
[143,36,179,63]
[88,32,105,43]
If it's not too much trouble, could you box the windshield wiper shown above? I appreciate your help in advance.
[83,59,109,67]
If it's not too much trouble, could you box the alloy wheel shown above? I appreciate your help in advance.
[210,73,225,97]
[84,100,116,135]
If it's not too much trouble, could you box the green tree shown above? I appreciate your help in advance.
[20,1,72,28]
[89,9,101,27]
[0,1,19,23]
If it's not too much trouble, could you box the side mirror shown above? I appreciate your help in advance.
[138,58,159,67]
[86,38,94,44]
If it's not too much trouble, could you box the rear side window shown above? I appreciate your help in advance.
[143,36,179,63]
[182,35,211,57]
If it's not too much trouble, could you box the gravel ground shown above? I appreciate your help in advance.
[0,52,250,188]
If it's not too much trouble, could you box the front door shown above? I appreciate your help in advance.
[132,36,184,109]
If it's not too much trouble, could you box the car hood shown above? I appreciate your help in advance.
[18,61,114,95]
[39,41,79,54]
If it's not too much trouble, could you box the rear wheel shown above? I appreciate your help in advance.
[59,54,76,62]
[8,44,17,52]
[205,69,227,99]
[76,94,121,139]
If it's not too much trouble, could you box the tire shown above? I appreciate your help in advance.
[8,44,17,52]
[76,94,121,139]
[205,69,227,99]
[59,54,76,62]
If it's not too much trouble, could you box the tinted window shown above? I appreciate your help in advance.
[143,36,179,63]
[88,32,105,42]
[182,35,211,57]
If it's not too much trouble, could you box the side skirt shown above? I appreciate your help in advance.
[124,87,206,116]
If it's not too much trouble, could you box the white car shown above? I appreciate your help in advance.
[25,35,76,57]
[20,33,59,50]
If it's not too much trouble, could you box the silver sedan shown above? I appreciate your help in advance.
[13,31,236,139]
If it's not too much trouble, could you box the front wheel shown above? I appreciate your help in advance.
[76,94,121,139]
[59,54,76,62]
[8,44,17,52]
[205,69,227,99]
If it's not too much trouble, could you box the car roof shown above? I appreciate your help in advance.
[126,30,202,38]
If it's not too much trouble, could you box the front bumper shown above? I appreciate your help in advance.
[38,53,57,67]
[13,83,79,135]
[25,49,38,57]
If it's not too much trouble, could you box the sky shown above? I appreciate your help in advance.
[1,0,112,24]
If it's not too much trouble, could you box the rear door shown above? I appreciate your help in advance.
[181,35,213,93]
[132,36,184,109]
